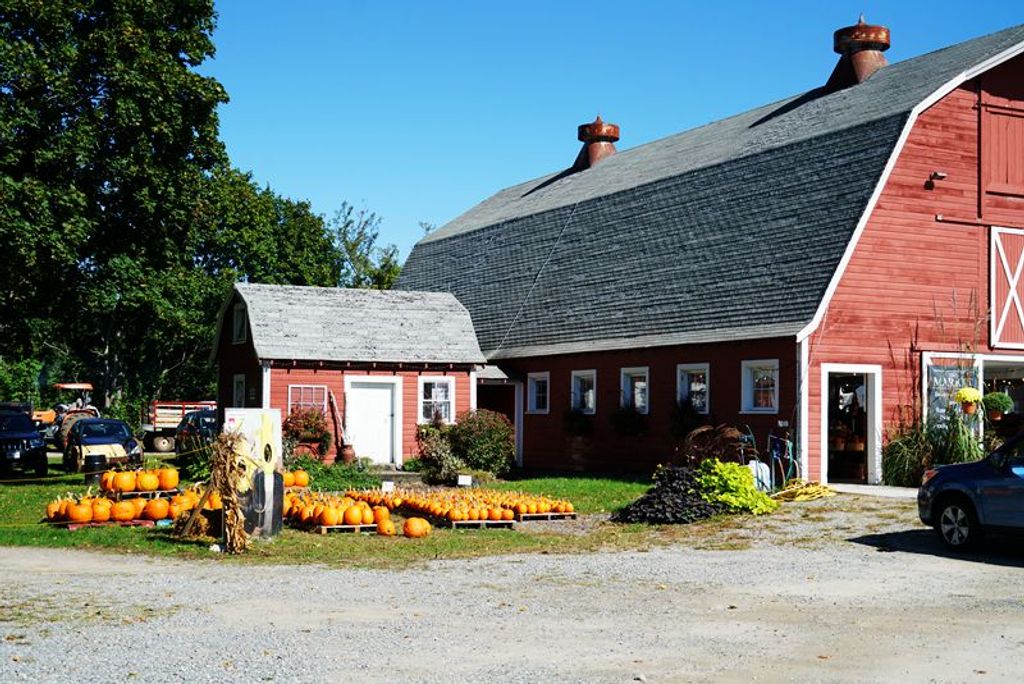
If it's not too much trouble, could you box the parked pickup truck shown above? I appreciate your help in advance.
[141,400,216,452]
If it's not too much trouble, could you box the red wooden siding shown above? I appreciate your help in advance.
[269,366,473,462]
[496,337,796,473]
[807,54,1024,481]
[215,292,262,418]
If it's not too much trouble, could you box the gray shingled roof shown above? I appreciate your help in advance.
[227,283,485,365]
[397,25,1024,359]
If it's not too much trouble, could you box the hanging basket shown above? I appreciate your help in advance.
[961,401,978,415]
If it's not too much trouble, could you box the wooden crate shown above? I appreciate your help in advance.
[514,512,578,522]
[113,489,180,501]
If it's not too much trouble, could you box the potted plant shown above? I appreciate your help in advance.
[982,392,1014,422]
[282,407,332,459]
[954,387,982,415]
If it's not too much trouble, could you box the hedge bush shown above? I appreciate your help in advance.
[450,409,515,476]
[696,459,778,515]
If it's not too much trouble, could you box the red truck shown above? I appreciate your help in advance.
[141,400,216,452]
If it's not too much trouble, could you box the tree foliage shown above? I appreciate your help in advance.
[0,1,401,416]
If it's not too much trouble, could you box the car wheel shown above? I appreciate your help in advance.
[151,435,174,453]
[936,498,980,549]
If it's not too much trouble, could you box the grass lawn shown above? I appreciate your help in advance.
[0,469,660,568]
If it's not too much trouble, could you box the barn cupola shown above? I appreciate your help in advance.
[573,115,619,170]
[825,15,891,90]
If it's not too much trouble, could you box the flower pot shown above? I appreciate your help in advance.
[339,444,356,465]
[961,401,978,415]
[988,410,1004,422]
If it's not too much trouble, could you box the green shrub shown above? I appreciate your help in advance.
[416,422,465,484]
[930,414,983,465]
[696,459,778,515]
[0,357,43,404]
[401,458,423,472]
[982,392,1014,415]
[289,455,380,491]
[450,409,514,476]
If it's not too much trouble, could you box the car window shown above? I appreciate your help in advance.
[200,414,217,429]
[0,414,33,433]
[81,422,130,439]
[996,438,1024,468]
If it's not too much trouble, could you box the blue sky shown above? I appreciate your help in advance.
[204,1,1023,258]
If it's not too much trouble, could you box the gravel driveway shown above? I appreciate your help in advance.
[2,494,1023,683]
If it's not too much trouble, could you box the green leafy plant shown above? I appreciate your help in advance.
[450,409,515,476]
[288,455,380,491]
[401,457,423,472]
[930,413,983,465]
[695,459,778,515]
[982,392,1013,415]
[416,421,465,484]
[882,423,932,487]
[609,406,647,437]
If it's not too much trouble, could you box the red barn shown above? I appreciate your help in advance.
[212,284,485,465]
[396,20,1024,483]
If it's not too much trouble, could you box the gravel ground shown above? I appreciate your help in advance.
[2,495,1023,683]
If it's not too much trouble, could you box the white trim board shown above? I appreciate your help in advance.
[798,339,810,481]
[416,375,456,425]
[819,363,884,486]
[342,375,404,466]
[797,39,1024,344]
[261,362,271,410]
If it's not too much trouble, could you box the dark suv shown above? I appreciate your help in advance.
[0,410,49,476]
[919,433,1024,549]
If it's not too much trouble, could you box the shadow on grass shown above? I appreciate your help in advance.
[0,473,83,487]
[849,528,1024,568]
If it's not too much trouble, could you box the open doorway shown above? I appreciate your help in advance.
[821,364,882,485]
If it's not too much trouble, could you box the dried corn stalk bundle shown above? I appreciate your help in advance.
[210,431,249,554]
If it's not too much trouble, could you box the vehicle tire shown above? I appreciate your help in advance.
[63,449,76,473]
[935,496,981,550]
[34,460,48,477]
[151,435,174,453]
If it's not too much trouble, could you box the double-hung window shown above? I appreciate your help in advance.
[677,363,710,414]
[527,372,550,414]
[620,367,649,414]
[419,377,455,423]
[570,370,597,414]
[741,359,779,413]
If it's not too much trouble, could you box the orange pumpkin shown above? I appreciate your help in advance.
[157,468,179,491]
[111,500,136,522]
[292,469,309,487]
[343,506,363,526]
[360,507,374,525]
[100,471,116,492]
[45,500,62,521]
[136,471,160,492]
[205,491,222,510]
[113,471,137,493]
[403,517,431,538]
[66,502,93,524]
[320,506,341,526]
[500,508,515,521]
[130,496,148,518]
[168,502,182,520]
[377,519,396,536]
[488,508,502,521]
[372,506,390,524]
[283,471,295,487]
[91,500,112,522]
[143,498,170,521]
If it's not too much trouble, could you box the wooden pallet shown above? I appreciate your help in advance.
[312,523,378,535]
[515,512,578,522]
[448,519,515,530]
[63,519,156,532]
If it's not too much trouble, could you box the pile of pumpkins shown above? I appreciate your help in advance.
[282,469,310,488]
[346,487,574,524]
[45,485,223,525]
[99,467,180,493]
[283,491,430,538]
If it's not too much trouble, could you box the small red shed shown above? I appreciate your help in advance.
[211,283,485,465]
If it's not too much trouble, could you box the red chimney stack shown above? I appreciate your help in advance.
[826,15,890,90]
[573,115,619,170]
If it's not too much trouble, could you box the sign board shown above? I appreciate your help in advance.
[381,480,395,493]
[457,474,473,487]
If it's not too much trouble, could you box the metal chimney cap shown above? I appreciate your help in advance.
[834,16,890,54]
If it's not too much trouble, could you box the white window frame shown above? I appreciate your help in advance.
[287,384,328,415]
[417,376,456,424]
[676,363,711,415]
[526,372,550,415]
[232,374,246,408]
[619,367,650,415]
[570,369,597,415]
[741,359,779,414]
[232,302,247,345]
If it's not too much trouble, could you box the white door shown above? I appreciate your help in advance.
[346,382,395,465]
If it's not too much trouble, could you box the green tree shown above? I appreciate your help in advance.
[329,202,401,289]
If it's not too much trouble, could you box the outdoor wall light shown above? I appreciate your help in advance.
[930,171,948,181]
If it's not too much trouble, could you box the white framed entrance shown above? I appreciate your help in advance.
[820,363,883,485]
[343,375,403,466]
